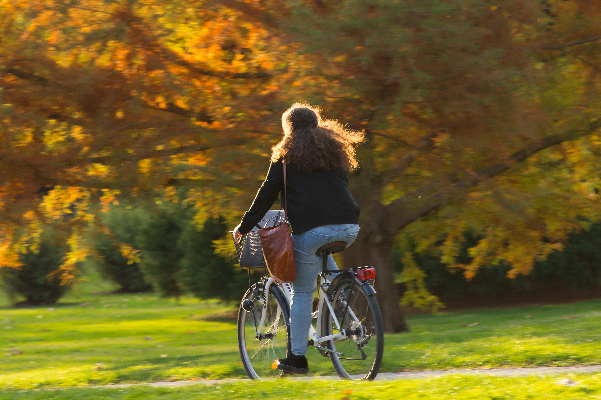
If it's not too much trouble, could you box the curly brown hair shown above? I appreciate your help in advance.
[271,103,365,172]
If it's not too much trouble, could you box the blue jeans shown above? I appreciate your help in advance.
[289,224,360,356]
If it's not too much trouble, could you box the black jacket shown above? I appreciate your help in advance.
[239,159,360,235]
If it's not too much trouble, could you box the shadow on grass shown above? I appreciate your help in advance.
[92,354,245,383]
[192,309,238,323]
[1,301,85,309]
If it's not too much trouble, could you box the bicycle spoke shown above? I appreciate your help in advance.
[322,277,384,380]
[248,324,286,359]
[238,283,289,380]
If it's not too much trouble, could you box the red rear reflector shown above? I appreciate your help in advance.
[357,267,376,281]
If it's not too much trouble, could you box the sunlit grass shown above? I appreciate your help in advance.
[2,267,601,392]
[0,273,245,389]
[2,373,601,399]
[383,300,601,373]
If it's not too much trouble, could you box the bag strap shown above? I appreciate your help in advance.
[283,162,289,222]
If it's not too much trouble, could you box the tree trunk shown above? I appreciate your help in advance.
[345,136,411,333]
[343,228,410,333]
[341,130,585,334]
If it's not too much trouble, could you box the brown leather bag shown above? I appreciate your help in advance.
[258,163,296,283]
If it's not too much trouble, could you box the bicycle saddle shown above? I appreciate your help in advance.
[316,241,347,256]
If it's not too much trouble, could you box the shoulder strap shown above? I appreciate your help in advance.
[283,162,288,221]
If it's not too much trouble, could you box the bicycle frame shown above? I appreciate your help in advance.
[257,273,356,349]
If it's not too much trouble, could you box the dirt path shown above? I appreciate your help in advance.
[375,364,601,380]
[103,365,601,388]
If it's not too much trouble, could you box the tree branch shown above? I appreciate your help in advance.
[86,137,247,165]
[543,35,601,50]
[122,10,272,80]
[3,68,50,85]
[203,0,282,29]
[372,131,442,186]
[385,132,575,234]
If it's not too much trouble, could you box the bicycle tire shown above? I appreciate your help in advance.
[322,276,384,380]
[238,282,289,379]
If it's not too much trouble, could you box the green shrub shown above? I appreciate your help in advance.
[398,224,601,306]
[91,232,152,293]
[530,223,601,290]
[0,227,71,305]
[136,206,188,299]
[90,197,253,302]
[178,217,253,302]
[90,207,152,293]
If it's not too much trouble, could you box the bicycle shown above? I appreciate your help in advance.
[235,231,384,381]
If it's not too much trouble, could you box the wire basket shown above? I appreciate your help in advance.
[232,210,286,268]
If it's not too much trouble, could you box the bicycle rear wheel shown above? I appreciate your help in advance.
[322,277,384,380]
[238,282,289,379]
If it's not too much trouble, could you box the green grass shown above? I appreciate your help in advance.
[0,295,242,387]
[2,268,601,398]
[384,301,601,372]
[1,374,601,399]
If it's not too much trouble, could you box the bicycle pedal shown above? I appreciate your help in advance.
[318,349,330,357]
[316,345,331,357]
[272,359,296,374]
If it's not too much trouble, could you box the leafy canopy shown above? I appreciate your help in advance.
[2,1,601,318]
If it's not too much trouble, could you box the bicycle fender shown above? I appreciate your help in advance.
[271,284,291,316]
[362,282,377,296]
[328,273,377,297]
[327,270,354,290]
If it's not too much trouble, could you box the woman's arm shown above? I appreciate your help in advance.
[237,160,284,235]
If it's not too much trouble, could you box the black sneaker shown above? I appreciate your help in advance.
[276,353,309,374]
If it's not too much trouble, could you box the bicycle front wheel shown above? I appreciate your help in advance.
[322,277,384,380]
[238,282,289,379]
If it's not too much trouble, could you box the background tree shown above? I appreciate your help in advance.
[405,223,601,308]
[0,226,72,305]
[136,202,188,299]
[87,205,151,293]
[217,0,601,331]
[178,216,252,302]
[0,0,291,278]
[2,1,601,332]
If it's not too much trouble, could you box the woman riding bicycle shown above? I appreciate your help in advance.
[233,103,364,374]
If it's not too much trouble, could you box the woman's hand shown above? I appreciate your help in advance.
[233,224,243,244]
